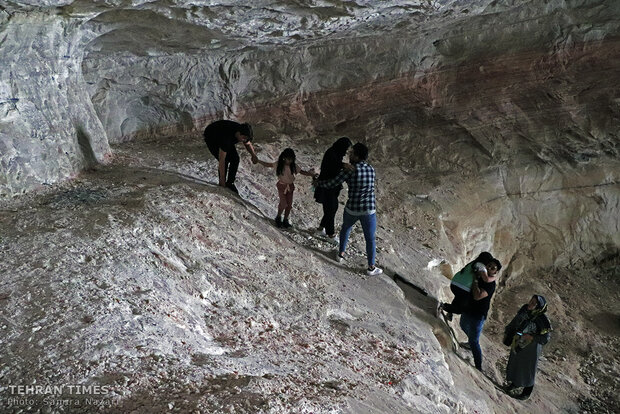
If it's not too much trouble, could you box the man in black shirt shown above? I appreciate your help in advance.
[458,257,502,371]
[203,120,258,193]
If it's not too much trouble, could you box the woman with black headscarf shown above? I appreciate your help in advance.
[503,295,552,400]
[314,137,352,240]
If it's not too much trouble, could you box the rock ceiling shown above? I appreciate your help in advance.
[1,0,618,196]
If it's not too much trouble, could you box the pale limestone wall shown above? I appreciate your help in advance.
[432,163,619,280]
[0,11,110,196]
[2,1,619,197]
[0,1,617,276]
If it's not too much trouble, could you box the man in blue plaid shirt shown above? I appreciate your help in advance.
[317,143,382,276]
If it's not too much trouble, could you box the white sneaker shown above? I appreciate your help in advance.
[316,228,326,236]
[327,235,339,245]
[336,252,345,263]
[366,266,383,276]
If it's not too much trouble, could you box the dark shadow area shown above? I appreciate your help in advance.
[391,272,435,315]
[75,124,98,168]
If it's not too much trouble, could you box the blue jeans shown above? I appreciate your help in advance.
[459,313,486,370]
[339,211,377,267]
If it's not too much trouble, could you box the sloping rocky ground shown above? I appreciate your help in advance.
[0,135,492,413]
[1,132,618,413]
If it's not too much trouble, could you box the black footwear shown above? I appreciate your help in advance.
[275,216,282,227]
[226,182,239,194]
[445,312,453,322]
[282,218,291,228]
[514,386,533,400]
[459,342,471,350]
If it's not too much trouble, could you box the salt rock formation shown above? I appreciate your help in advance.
[0,0,619,413]
[1,1,618,195]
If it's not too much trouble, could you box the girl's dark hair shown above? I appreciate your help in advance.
[475,252,494,264]
[276,148,297,176]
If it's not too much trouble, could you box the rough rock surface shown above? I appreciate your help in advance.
[1,1,619,194]
[1,0,619,413]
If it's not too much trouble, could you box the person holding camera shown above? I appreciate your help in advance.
[503,295,552,400]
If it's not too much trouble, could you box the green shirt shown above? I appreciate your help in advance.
[451,261,486,292]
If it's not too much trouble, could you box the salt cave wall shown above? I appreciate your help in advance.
[78,9,437,143]
[420,2,620,273]
[0,9,110,196]
[0,0,619,269]
[2,1,618,191]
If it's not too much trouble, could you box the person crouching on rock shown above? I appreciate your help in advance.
[439,251,494,321]
[458,257,501,371]
[503,294,552,400]
[257,148,316,228]
[203,120,258,194]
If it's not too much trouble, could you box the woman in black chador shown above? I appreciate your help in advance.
[503,294,552,400]
[314,137,352,240]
